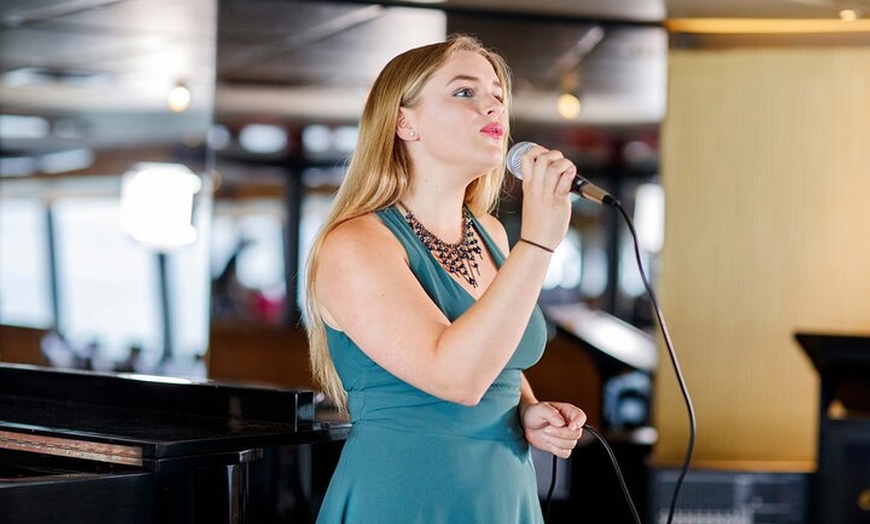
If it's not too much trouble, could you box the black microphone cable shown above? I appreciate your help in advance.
[542,199,696,524]
[544,424,642,524]
[613,199,696,524]
[545,450,559,521]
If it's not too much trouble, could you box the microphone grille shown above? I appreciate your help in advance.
[506,141,535,180]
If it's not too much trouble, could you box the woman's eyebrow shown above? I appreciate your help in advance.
[447,74,502,89]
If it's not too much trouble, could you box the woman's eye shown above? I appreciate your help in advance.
[454,87,474,98]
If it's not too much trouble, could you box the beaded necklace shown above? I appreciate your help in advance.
[398,202,482,288]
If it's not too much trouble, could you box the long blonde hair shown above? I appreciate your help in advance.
[304,34,513,410]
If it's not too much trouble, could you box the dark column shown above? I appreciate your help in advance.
[282,166,303,326]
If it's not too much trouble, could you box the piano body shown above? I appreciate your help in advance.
[0,363,349,524]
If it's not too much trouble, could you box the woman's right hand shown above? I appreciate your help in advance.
[516,144,575,251]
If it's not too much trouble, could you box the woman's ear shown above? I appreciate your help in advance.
[396,110,418,142]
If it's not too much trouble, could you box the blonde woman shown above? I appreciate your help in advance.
[306,34,586,523]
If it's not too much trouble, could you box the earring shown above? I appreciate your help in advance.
[410,130,416,137]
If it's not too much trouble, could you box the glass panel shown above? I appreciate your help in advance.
[53,197,159,366]
[0,198,51,327]
[210,207,287,325]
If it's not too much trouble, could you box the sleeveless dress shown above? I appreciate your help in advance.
[316,205,548,524]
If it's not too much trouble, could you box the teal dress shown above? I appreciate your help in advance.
[316,206,547,524]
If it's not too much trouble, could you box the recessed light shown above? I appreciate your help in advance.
[839,8,860,21]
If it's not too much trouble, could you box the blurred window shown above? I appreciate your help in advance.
[211,205,286,324]
[0,198,52,327]
[53,197,208,365]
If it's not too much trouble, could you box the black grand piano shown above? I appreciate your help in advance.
[0,363,349,524]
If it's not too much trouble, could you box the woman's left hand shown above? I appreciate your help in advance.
[521,401,586,459]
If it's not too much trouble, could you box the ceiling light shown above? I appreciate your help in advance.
[240,124,287,154]
[0,114,49,139]
[40,148,95,174]
[557,93,582,120]
[839,8,860,21]
[120,163,202,251]
[665,18,870,33]
[301,125,332,154]
[167,83,191,113]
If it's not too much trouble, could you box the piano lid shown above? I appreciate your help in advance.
[0,363,346,466]
[543,302,657,372]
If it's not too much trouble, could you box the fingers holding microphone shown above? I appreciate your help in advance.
[518,145,576,199]
[511,144,574,252]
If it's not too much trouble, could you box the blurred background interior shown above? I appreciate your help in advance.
[2,0,870,522]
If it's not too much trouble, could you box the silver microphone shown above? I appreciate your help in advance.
[506,141,617,206]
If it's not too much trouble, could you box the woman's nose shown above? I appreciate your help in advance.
[484,97,504,116]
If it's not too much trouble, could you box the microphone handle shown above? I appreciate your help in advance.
[572,178,618,206]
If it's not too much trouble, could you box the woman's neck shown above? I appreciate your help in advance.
[399,186,469,244]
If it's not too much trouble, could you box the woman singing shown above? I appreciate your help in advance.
[306,34,586,523]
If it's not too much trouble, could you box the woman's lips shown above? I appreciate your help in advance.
[481,123,504,139]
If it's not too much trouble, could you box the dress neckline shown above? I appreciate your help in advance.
[387,204,505,302]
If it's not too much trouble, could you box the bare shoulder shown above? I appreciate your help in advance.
[321,213,403,261]
[475,212,510,253]
[315,213,407,328]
